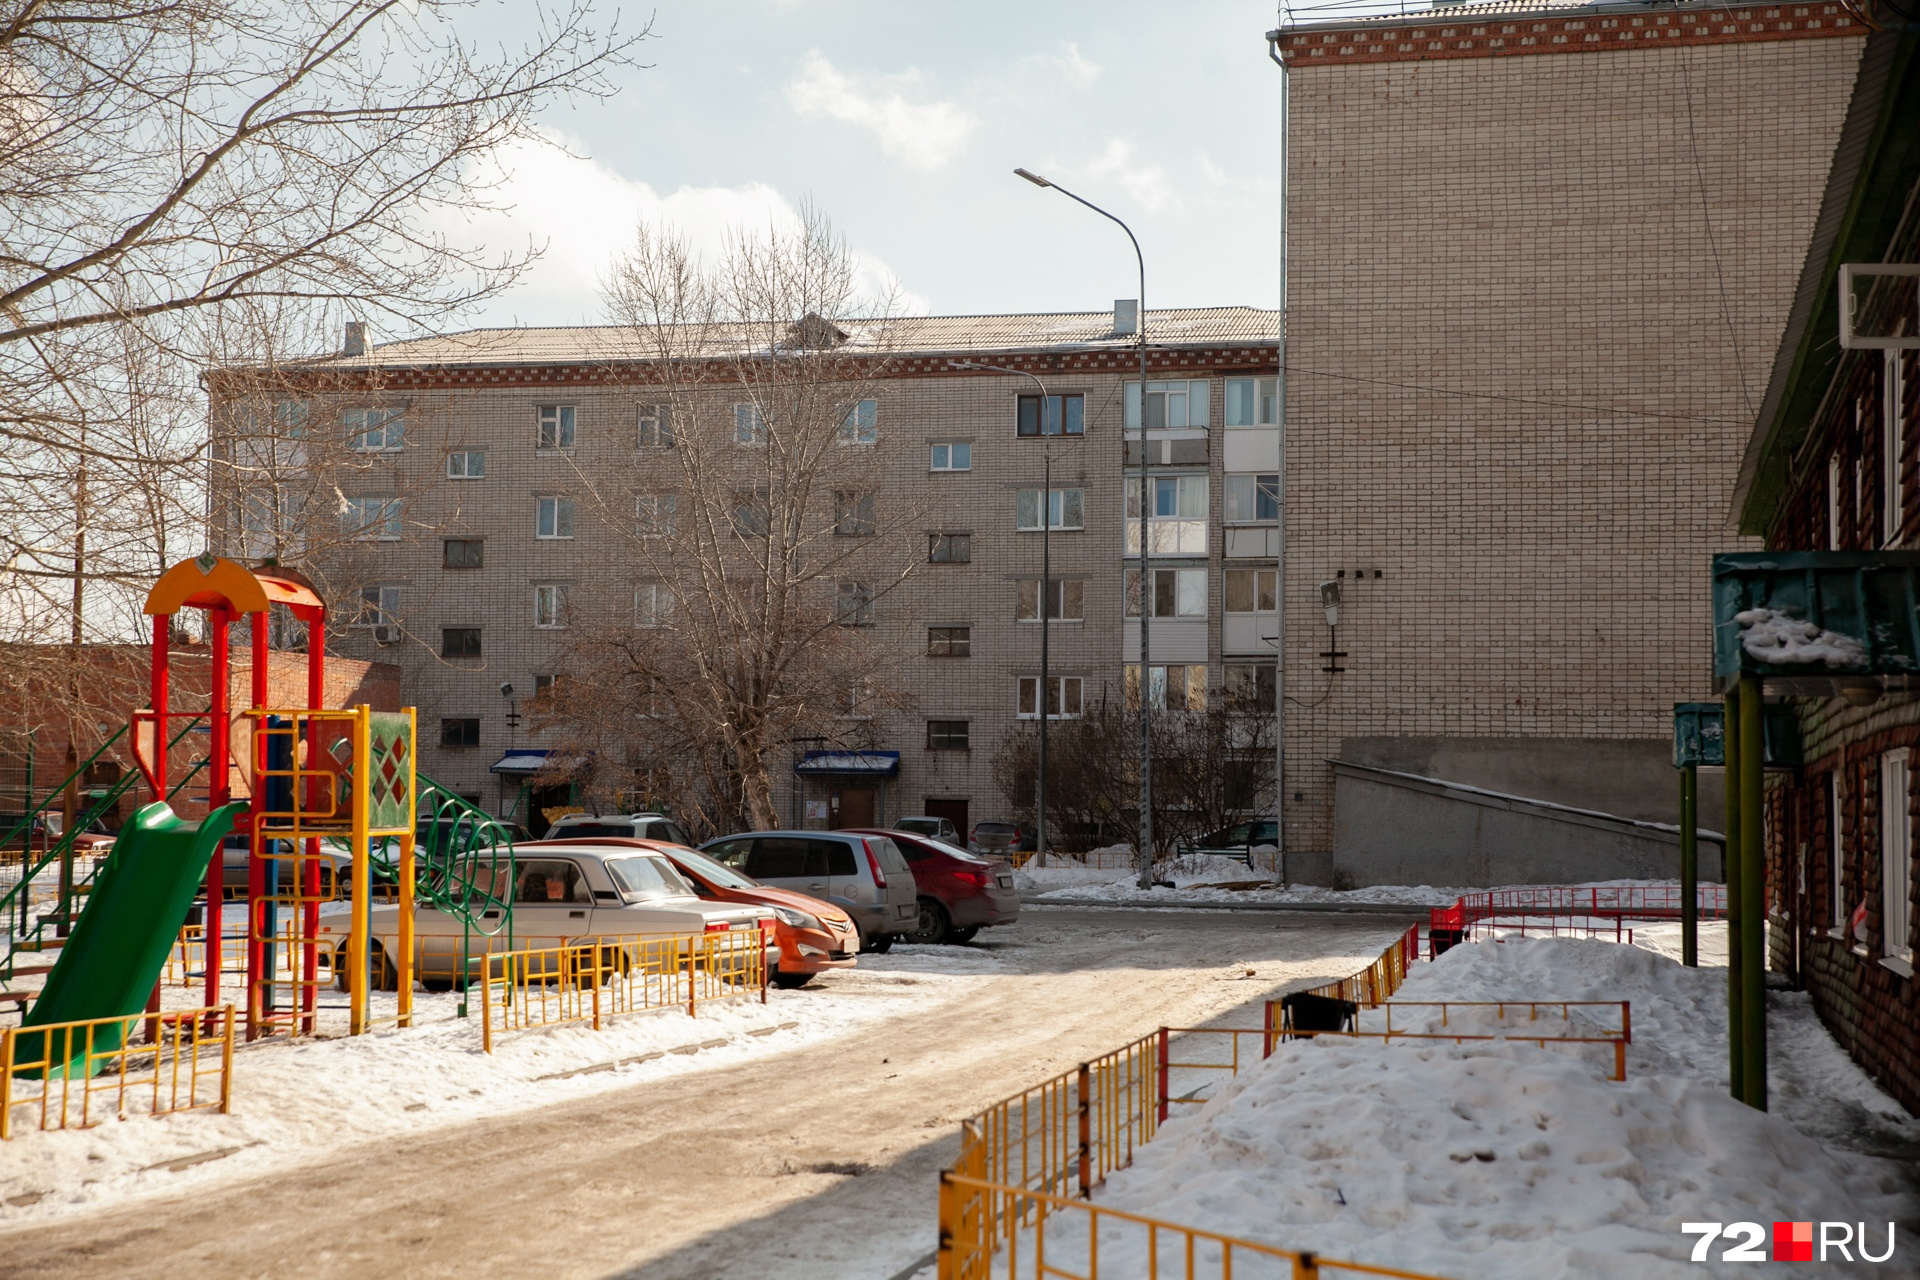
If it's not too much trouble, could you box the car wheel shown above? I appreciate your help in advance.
[335,942,400,992]
[771,970,814,990]
[863,932,894,955]
[947,926,979,945]
[909,897,951,945]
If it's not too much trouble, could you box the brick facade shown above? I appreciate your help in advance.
[1277,3,1863,864]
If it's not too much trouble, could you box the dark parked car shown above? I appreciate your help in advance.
[847,828,1020,945]
[893,815,960,843]
[968,820,1031,857]
[1177,819,1279,866]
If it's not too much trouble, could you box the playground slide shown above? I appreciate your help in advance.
[18,800,245,1077]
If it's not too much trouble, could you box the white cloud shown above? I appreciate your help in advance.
[429,133,925,325]
[785,50,975,172]
[1025,42,1101,90]
[1073,137,1178,214]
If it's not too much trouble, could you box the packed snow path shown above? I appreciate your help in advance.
[0,906,1412,1279]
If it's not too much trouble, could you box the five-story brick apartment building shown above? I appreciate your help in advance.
[213,309,1280,838]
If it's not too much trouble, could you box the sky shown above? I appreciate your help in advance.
[446,1,1302,330]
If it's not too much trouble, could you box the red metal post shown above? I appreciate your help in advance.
[1076,1062,1092,1198]
[245,616,268,1040]
[302,620,324,1033]
[1156,1028,1170,1122]
[205,607,230,1013]
[150,615,169,799]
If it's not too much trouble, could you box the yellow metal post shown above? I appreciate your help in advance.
[397,829,415,1029]
[349,706,371,1037]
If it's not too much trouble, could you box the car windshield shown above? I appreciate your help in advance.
[977,822,1015,834]
[668,846,759,890]
[604,856,693,901]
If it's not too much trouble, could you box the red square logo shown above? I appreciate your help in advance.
[1773,1221,1813,1262]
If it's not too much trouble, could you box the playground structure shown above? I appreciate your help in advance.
[3,554,519,1053]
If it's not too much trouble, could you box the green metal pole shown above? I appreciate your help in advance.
[1681,764,1698,967]
[1724,683,1743,1101]
[1738,675,1767,1111]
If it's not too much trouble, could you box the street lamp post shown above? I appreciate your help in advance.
[1016,167,1155,889]
[952,361,1055,867]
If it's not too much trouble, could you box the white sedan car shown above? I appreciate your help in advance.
[319,842,773,989]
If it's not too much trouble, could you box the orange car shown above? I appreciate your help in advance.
[530,837,859,989]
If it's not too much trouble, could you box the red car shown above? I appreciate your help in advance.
[540,837,861,989]
[843,828,1021,945]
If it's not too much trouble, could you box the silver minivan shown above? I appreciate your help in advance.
[699,831,918,952]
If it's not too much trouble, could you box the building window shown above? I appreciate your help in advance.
[343,497,403,541]
[1124,379,1209,430]
[1223,662,1277,706]
[1017,394,1084,437]
[926,719,970,750]
[443,538,484,569]
[343,407,405,452]
[441,627,482,658]
[637,404,675,447]
[927,625,970,657]
[1885,351,1906,547]
[634,583,672,628]
[834,490,876,536]
[1017,675,1082,720]
[1829,454,1843,551]
[536,496,576,539]
[1224,474,1280,523]
[836,581,874,626]
[636,493,678,537]
[1016,488,1084,531]
[534,584,567,629]
[1127,568,1207,618]
[1018,579,1085,622]
[239,490,305,559]
[1830,771,1846,935]
[355,585,400,629]
[1126,475,1208,554]
[928,533,972,563]
[440,717,481,747]
[734,403,765,445]
[930,441,972,471]
[1883,749,1912,965]
[447,450,485,479]
[537,404,577,450]
[839,680,875,719]
[533,673,563,699]
[1224,377,1279,427]
[1126,664,1207,711]
[1223,568,1277,614]
[732,489,769,536]
[840,399,878,444]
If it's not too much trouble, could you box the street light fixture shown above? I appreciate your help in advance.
[954,360,1057,867]
[1015,166,1155,890]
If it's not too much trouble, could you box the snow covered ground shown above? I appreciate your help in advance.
[1085,933,1919,1278]
[0,957,960,1226]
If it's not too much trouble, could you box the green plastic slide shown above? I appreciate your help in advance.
[16,800,244,1079]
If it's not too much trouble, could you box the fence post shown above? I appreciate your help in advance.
[1294,1250,1319,1280]
[1263,1001,1275,1058]
[591,946,602,1032]
[1,1027,12,1141]
[1076,1062,1091,1198]
[1156,1028,1170,1124]
[482,960,494,1054]
[937,1169,956,1280]
[761,932,769,1004]
[219,1005,234,1114]
[687,936,698,1019]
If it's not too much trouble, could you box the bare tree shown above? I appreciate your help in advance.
[536,209,927,833]
[0,0,639,677]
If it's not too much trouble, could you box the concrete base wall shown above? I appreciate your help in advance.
[1330,761,1725,888]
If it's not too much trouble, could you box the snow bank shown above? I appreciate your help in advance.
[1091,938,1918,1279]
[1031,877,1466,908]
[0,970,950,1227]
[1735,608,1868,668]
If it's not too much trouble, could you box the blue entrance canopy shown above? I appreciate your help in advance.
[489,749,551,775]
[794,750,900,777]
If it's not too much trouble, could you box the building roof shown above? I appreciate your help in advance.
[1731,29,1920,536]
[1279,0,1803,32]
[309,307,1278,372]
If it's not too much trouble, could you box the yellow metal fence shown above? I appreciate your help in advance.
[481,928,768,1052]
[1,1005,234,1139]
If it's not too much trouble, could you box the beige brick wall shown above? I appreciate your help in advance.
[1279,34,1863,854]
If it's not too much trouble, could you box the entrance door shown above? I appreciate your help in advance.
[830,787,875,829]
[529,784,572,837]
[925,797,968,839]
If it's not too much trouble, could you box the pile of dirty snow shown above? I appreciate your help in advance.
[1089,937,1917,1279]
[1735,608,1868,667]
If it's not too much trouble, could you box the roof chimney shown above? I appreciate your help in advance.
[1112,299,1138,337]
[343,321,366,357]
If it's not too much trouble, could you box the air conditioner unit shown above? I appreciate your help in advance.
[372,625,398,645]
